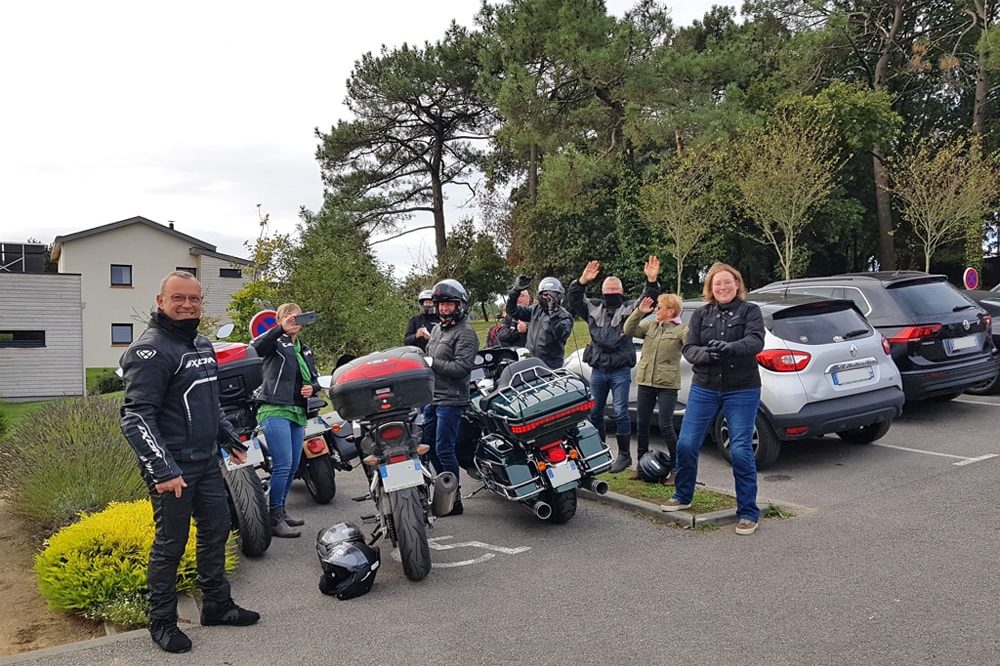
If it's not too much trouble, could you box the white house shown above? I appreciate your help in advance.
[0,272,85,400]
[51,216,251,368]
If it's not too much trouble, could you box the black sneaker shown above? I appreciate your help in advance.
[609,454,632,474]
[200,600,261,627]
[150,620,192,653]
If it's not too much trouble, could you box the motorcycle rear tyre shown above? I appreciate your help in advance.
[221,461,272,557]
[391,487,431,581]
[546,487,577,524]
[302,457,337,504]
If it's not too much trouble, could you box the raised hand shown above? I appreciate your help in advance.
[638,296,655,314]
[644,255,661,282]
[580,260,601,285]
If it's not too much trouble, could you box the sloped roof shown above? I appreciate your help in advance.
[189,246,252,266]
[51,216,216,261]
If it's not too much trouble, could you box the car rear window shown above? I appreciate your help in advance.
[888,280,975,318]
[770,307,871,345]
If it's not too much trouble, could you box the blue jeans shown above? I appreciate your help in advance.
[261,417,304,512]
[421,404,464,477]
[589,367,632,439]
[673,385,761,522]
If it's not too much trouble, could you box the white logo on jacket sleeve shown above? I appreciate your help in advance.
[185,357,217,369]
[136,349,157,360]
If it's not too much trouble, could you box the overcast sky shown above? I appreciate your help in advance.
[0,0,733,276]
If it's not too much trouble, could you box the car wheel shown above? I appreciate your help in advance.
[836,419,891,444]
[965,375,1000,395]
[714,412,781,470]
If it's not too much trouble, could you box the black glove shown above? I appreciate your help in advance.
[221,428,248,455]
[512,274,532,292]
[706,339,732,357]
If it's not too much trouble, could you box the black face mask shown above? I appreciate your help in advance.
[154,309,200,341]
[603,294,625,310]
[421,305,437,317]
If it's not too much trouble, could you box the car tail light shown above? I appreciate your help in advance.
[784,426,808,436]
[510,399,595,435]
[539,442,567,464]
[984,314,992,329]
[888,324,941,343]
[305,437,327,455]
[881,335,891,355]
[756,349,811,372]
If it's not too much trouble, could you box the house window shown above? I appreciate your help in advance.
[219,268,242,278]
[111,323,133,346]
[176,266,197,277]
[0,330,46,348]
[111,264,132,286]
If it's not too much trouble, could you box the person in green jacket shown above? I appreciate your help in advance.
[623,293,687,483]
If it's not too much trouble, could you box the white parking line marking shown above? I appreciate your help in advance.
[952,454,1000,467]
[873,443,999,466]
[391,535,532,569]
[955,398,1000,407]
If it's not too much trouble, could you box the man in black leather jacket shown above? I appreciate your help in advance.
[119,271,259,654]
[504,276,574,369]
[403,289,438,352]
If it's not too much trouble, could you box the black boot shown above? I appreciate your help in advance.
[446,496,464,516]
[609,434,633,474]
[283,513,305,527]
[150,619,192,653]
[200,600,261,627]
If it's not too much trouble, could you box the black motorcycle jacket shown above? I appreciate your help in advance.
[250,324,321,407]
[426,319,479,406]
[567,279,660,371]
[403,312,438,352]
[683,299,765,391]
[505,289,573,369]
[120,312,241,484]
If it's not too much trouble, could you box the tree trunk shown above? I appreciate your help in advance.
[873,148,896,270]
[924,247,931,273]
[528,143,538,204]
[972,1,991,136]
[480,301,489,321]
[676,256,683,296]
[431,143,447,262]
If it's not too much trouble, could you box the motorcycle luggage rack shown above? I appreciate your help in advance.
[487,368,589,420]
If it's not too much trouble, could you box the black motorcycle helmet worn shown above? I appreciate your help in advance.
[316,521,380,600]
[418,289,436,317]
[637,449,673,483]
[431,279,469,325]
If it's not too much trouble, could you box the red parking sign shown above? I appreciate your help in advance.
[249,309,278,338]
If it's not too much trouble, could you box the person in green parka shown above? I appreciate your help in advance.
[623,293,687,483]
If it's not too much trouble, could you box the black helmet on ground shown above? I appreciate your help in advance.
[316,522,380,600]
[431,279,469,324]
[637,450,673,483]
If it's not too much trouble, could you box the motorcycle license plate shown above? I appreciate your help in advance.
[545,460,580,487]
[380,458,424,492]
[222,436,265,471]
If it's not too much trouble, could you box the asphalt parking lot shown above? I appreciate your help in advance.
[6,395,999,666]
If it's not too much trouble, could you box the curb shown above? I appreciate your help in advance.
[581,486,805,528]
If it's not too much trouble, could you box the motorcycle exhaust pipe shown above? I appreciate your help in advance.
[581,476,609,496]
[430,471,459,517]
[532,500,552,520]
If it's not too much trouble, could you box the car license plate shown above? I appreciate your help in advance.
[946,334,978,352]
[545,460,581,487]
[380,458,424,492]
[832,366,874,386]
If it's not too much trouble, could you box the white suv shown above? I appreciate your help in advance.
[563,294,904,468]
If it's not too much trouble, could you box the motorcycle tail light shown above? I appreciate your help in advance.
[567,449,579,460]
[535,461,547,472]
[388,454,409,464]
[539,442,567,464]
[305,437,327,455]
[510,399,595,435]
[378,423,406,443]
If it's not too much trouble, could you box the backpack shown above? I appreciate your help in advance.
[486,321,504,348]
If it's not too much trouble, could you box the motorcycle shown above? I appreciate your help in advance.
[456,347,613,524]
[324,346,458,582]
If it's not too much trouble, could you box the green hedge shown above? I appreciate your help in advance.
[0,396,146,532]
[36,500,238,627]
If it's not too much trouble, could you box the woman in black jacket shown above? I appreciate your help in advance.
[250,303,320,538]
[661,263,765,535]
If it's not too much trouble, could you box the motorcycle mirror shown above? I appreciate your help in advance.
[216,323,235,339]
[318,375,333,389]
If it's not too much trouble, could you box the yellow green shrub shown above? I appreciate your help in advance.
[35,500,238,626]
